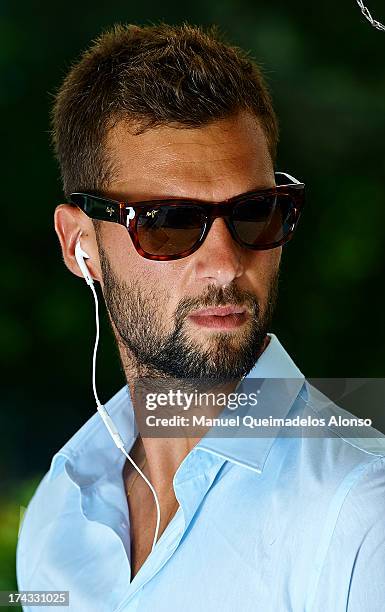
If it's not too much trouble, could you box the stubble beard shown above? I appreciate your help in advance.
[97,242,279,383]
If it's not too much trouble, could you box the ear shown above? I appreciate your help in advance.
[54,204,102,283]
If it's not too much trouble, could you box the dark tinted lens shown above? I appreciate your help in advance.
[137,205,205,256]
[233,194,296,247]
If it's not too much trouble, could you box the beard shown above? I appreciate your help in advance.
[97,241,279,382]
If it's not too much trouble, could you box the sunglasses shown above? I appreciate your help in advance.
[69,171,305,261]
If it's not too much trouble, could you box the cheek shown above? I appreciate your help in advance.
[247,248,281,291]
[103,225,188,304]
[265,247,282,274]
[100,226,159,282]
[100,225,133,273]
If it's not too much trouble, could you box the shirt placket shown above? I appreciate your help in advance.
[114,449,227,611]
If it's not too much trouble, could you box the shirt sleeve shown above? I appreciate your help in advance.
[346,459,385,611]
[311,455,385,612]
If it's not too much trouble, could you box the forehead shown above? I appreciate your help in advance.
[105,111,274,201]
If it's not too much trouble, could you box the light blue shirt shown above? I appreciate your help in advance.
[17,333,385,611]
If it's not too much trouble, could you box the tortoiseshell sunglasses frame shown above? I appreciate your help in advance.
[69,171,305,261]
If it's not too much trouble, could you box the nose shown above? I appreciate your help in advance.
[192,217,244,286]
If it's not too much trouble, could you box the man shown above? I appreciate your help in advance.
[17,23,385,611]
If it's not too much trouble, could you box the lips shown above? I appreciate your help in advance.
[187,305,249,329]
[188,305,247,317]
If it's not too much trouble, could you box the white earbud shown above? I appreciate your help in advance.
[75,236,162,550]
[75,240,94,286]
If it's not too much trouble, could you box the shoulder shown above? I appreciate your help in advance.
[16,405,105,587]
[295,379,385,534]
[302,390,385,611]
[301,380,385,460]
[17,385,132,588]
[275,380,385,533]
[287,383,385,609]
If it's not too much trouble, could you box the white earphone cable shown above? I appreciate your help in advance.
[89,280,161,552]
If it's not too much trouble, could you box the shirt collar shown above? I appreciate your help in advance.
[50,332,305,483]
[195,332,305,473]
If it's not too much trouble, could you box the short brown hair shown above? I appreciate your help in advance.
[51,23,279,198]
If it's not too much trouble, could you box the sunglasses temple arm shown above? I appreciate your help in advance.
[275,171,302,185]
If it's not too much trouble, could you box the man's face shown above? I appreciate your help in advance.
[96,111,281,380]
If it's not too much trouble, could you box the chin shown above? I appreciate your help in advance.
[190,324,253,347]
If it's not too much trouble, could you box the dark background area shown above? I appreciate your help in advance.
[1,0,384,598]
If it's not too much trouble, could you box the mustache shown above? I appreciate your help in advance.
[174,283,259,323]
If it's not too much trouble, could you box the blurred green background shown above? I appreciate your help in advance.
[1,0,384,605]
